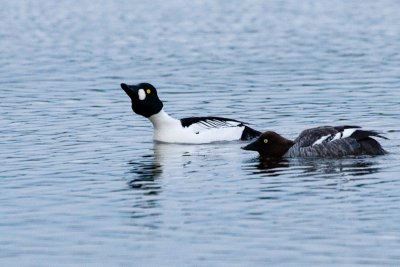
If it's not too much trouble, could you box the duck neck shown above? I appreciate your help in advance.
[281,139,295,155]
[271,137,295,157]
[148,109,180,129]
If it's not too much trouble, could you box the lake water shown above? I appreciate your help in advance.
[1,0,400,266]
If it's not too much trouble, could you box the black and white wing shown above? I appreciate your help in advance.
[180,116,260,140]
[293,125,361,147]
[181,116,244,129]
[288,125,387,157]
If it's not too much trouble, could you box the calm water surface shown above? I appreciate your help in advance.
[1,0,400,266]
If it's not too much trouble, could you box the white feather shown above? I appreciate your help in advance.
[312,128,358,146]
[313,135,331,145]
[332,128,357,140]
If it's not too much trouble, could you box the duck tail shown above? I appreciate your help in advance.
[351,129,388,141]
[359,138,388,155]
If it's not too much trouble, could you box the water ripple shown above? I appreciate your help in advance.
[1,0,400,266]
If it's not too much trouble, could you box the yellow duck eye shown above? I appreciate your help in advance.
[146,89,151,94]
[263,139,268,144]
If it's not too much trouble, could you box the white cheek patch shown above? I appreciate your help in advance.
[138,89,146,101]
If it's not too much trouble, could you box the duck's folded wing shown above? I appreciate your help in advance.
[289,127,387,157]
[180,116,261,140]
[294,125,361,147]
[288,138,361,157]
[180,117,246,131]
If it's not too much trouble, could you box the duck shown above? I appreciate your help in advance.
[242,125,388,158]
[120,83,260,144]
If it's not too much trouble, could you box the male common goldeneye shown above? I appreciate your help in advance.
[242,125,388,158]
[120,83,260,143]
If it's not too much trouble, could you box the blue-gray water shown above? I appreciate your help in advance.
[1,1,400,266]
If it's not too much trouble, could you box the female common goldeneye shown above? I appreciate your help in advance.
[242,125,388,158]
[120,83,260,144]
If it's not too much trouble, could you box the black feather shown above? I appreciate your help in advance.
[350,130,388,141]
[359,138,387,155]
[333,125,362,132]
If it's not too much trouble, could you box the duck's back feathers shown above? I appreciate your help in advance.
[287,125,387,157]
[180,116,261,140]
[293,125,360,147]
[180,116,244,128]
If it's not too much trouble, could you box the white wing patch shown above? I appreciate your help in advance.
[312,135,331,145]
[332,128,357,141]
[312,128,358,146]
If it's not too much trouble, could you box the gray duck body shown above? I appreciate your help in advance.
[285,126,387,157]
[243,125,387,158]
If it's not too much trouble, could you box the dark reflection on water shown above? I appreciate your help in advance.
[250,157,291,175]
[295,158,382,176]
[125,155,163,223]
[127,155,162,194]
[251,156,381,177]
[246,156,387,204]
